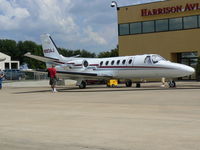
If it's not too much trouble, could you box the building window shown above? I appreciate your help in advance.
[142,21,155,33]
[199,15,200,27]
[183,16,198,29]
[5,63,9,69]
[11,63,18,69]
[119,24,129,35]
[181,52,198,58]
[169,17,183,31]
[130,22,142,34]
[156,19,168,32]
[178,52,198,69]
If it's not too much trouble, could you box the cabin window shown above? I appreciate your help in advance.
[100,61,103,66]
[111,60,115,65]
[152,55,166,64]
[128,59,132,64]
[106,61,109,66]
[83,60,89,67]
[144,56,152,64]
[122,60,126,65]
[117,60,120,65]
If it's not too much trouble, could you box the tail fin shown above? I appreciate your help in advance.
[40,34,61,60]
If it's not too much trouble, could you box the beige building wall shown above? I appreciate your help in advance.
[118,0,200,61]
[119,29,200,61]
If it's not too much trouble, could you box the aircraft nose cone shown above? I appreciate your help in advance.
[183,65,195,75]
[187,66,195,74]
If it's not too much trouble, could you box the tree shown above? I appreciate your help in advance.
[58,48,96,58]
[98,46,118,58]
[17,41,45,69]
[0,39,18,60]
[0,38,118,69]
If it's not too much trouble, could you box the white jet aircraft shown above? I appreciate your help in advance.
[25,34,195,89]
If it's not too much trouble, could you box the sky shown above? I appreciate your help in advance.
[0,0,160,54]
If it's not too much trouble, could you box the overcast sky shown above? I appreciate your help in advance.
[0,0,160,53]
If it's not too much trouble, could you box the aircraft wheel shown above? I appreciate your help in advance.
[79,81,87,89]
[136,83,141,88]
[111,84,115,88]
[125,80,132,87]
[168,80,176,88]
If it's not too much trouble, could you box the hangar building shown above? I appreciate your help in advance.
[117,0,200,79]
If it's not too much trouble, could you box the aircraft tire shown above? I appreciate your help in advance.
[125,80,132,87]
[79,81,87,89]
[168,80,176,88]
[136,83,141,88]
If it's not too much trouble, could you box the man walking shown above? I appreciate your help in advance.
[47,65,57,92]
[0,69,4,90]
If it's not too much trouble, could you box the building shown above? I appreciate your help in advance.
[0,52,19,70]
[117,0,200,79]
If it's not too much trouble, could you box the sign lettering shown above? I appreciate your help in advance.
[141,3,200,16]
[43,49,55,53]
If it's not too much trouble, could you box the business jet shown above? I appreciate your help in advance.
[25,34,195,89]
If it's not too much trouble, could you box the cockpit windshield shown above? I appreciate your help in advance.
[151,55,166,63]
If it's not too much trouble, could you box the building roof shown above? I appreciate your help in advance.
[0,52,11,61]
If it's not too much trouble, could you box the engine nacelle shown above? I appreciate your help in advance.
[67,60,89,69]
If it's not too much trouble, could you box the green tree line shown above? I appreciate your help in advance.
[0,39,118,69]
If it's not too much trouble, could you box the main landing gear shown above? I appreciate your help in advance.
[79,81,87,89]
[125,80,132,87]
[125,80,141,88]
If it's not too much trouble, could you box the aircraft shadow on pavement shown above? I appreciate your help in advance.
[13,85,200,94]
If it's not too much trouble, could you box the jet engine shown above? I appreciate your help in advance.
[67,60,89,69]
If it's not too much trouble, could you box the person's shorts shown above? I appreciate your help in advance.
[49,77,57,86]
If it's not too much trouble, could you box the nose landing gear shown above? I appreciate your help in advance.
[168,80,176,88]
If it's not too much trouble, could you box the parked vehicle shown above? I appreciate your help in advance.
[4,69,26,80]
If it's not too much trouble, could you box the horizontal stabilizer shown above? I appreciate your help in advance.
[24,53,63,64]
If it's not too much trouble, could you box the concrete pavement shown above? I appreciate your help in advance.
[0,81,200,150]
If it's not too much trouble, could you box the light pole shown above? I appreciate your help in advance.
[110,1,119,10]
[110,1,119,55]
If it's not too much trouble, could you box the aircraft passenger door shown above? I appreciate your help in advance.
[127,57,134,66]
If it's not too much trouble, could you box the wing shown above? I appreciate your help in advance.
[56,71,112,80]
[24,69,112,80]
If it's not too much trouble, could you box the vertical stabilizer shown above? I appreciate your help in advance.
[40,34,61,60]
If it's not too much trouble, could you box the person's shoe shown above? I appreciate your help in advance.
[53,89,57,92]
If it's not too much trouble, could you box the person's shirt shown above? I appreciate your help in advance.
[47,68,56,78]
